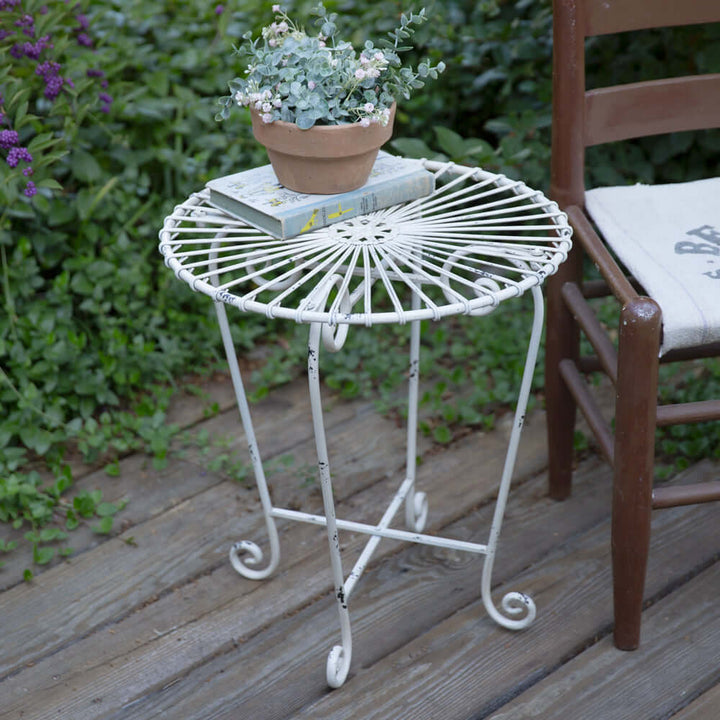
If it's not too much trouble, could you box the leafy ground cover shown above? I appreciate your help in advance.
[1,0,719,572]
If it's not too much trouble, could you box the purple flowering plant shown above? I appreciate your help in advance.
[217,3,445,130]
[0,0,112,207]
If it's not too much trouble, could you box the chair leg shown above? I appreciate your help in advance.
[545,251,581,500]
[611,297,661,650]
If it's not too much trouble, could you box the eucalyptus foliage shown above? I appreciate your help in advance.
[217,3,445,129]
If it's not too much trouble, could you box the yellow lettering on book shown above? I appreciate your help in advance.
[300,210,319,233]
[328,203,353,220]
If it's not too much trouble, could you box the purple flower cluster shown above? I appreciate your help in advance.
[15,12,34,34]
[10,34,53,59]
[75,12,92,47]
[6,146,33,168]
[0,121,35,195]
[36,60,65,100]
[0,129,20,149]
[2,1,112,199]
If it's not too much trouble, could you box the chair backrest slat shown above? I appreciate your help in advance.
[585,0,720,36]
[585,74,720,145]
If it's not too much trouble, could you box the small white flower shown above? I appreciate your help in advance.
[268,38,277,47]
[254,100,264,110]
[360,55,370,65]
[262,102,273,113]
[354,68,366,80]
[363,102,374,112]
[262,112,274,123]
[277,21,288,33]
[273,97,282,107]
[272,4,281,12]
[308,80,316,90]
[374,51,384,61]
[359,117,371,127]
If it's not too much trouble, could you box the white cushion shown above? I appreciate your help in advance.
[584,177,720,355]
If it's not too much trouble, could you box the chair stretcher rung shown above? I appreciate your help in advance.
[562,281,618,383]
[559,358,614,463]
[656,399,720,426]
[652,481,720,509]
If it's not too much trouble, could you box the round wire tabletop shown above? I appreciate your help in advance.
[159,160,572,326]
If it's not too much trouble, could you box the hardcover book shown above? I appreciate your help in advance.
[205,152,434,239]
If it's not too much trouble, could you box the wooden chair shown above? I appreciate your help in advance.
[546,0,720,650]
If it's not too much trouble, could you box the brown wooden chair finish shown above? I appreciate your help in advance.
[546,0,720,650]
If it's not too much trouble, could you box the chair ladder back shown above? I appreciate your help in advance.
[584,0,720,37]
[584,74,720,146]
[551,0,720,205]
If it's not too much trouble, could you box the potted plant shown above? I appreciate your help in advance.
[216,3,445,194]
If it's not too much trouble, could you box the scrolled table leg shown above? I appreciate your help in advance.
[229,537,280,580]
[480,284,544,631]
[308,320,354,687]
[211,262,281,581]
[326,617,352,688]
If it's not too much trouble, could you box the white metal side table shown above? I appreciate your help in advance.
[159,159,572,688]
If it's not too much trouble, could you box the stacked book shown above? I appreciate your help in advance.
[205,152,435,240]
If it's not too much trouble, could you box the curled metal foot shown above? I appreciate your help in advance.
[326,644,351,689]
[484,590,537,631]
[407,491,428,533]
[229,540,278,580]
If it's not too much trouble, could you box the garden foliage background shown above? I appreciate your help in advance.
[1,0,719,566]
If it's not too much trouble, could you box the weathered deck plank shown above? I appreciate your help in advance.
[101,459,615,720]
[288,467,720,720]
[0,405,550,718]
[670,680,720,719]
[1,365,718,720]
[486,562,720,719]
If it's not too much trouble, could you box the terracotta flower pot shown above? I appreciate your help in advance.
[250,105,396,194]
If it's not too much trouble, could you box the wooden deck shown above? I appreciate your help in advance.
[1,370,719,720]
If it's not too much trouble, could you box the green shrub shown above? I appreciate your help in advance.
[1,0,718,566]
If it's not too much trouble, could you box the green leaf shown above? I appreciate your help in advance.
[18,427,54,456]
[23,569,34,582]
[96,502,119,518]
[37,179,64,191]
[388,138,434,159]
[39,527,68,542]
[433,126,467,160]
[66,510,79,531]
[93,516,114,535]
[33,545,55,565]
[70,150,102,183]
[433,425,452,444]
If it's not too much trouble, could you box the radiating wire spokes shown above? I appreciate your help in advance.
[159,160,571,327]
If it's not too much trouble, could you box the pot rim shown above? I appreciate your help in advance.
[250,103,396,158]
